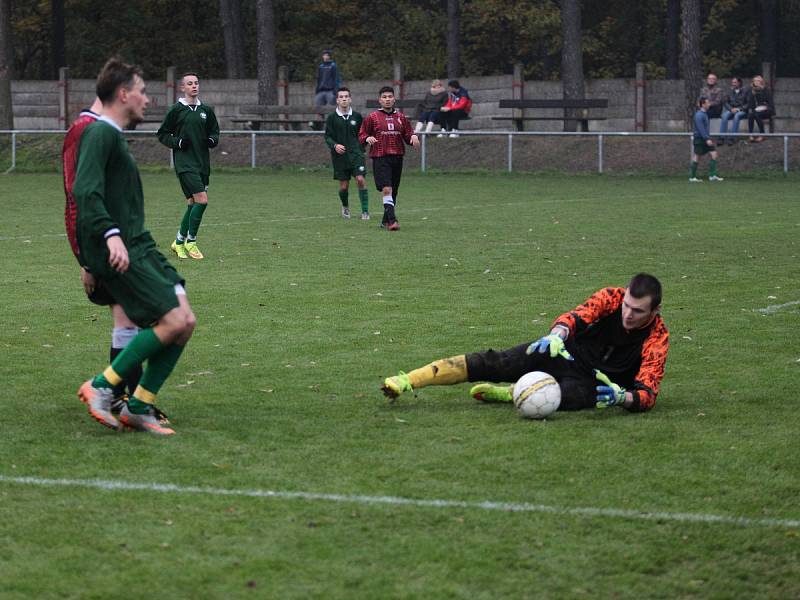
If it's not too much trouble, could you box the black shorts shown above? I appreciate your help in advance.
[466,342,597,411]
[372,155,404,194]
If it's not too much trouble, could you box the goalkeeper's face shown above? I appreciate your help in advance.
[621,290,658,331]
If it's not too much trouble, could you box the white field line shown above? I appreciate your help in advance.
[754,300,800,314]
[0,193,669,243]
[1,474,797,529]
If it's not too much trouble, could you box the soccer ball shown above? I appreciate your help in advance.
[513,371,561,420]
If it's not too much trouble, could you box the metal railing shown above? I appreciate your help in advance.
[2,129,797,174]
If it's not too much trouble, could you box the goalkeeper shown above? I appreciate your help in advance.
[382,273,669,412]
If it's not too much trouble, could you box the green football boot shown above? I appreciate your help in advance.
[171,240,189,259]
[382,371,412,399]
[470,383,513,404]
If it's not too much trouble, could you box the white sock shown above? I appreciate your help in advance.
[382,195,394,206]
[414,121,423,132]
[425,121,435,132]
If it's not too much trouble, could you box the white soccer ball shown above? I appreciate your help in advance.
[513,371,561,420]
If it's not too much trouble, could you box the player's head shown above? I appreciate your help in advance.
[447,79,460,92]
[378,86,395,110]
[697,96,709,110]
[622,273,662,331]
[336,87,352,110]
[95,58,148,126]
[181,72,200,98]
[706,73,717,85]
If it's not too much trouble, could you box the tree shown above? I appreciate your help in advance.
[256,0,277,104]
[0,0,12,129]
[51,0,65,78]
[446,0,460,79]
[680,0,702,128]
[219,0,246,78]
[759,0,778,71]
[559,0,584,132]
[665,0,680,79]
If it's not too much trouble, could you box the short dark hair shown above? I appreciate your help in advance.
[181,72,199,81]
[628,273,662,309]
[337,87,351,95]
[447,79,460,88]
[96,58,143,104]
[697,96,709,107]
[378,86,394,96]
[731,76,742,85]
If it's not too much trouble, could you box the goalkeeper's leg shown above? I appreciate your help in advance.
[382,355,468,399]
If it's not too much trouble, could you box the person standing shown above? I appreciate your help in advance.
[324,87,370,220]
[157,72,220,260]
[719,76,749,145]
[690,97,723,182]
[74,58,196,435]
[358,86,420,230]
[438,80,472,138]
[314,50,340,106]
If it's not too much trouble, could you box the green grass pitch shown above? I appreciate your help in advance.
[1,170,799,598]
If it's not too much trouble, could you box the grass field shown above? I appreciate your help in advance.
[1,170,799,599]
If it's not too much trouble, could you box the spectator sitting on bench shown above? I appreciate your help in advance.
[415,79,447,134]
[719,76,748,145]
[701,73,724,120]
[438,80,472,138]
[747,75,774,143]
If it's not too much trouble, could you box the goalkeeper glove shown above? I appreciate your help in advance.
[177,138,191,151]
[207,137,218,148]
[526,333,573,360]
[594,369,626,408]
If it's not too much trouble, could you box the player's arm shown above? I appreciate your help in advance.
[206,106,220,148]
[359,115,376,145]
[552,287,626,336]
[401,115,420,148]
[629,324,669,412]
[324,114,341,151]
[156,106,189,151]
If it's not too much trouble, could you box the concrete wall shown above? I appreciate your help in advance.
[10,74,800,133]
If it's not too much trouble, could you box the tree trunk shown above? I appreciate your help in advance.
[665,0,680,79]
[51,0,65,79]
[758,0,778,69]
[219,0,246,78]
[0,0,13,129]
[255,0,277,105]
[559,0,584,132]
[446,0,460,79]
[680,0,702,128]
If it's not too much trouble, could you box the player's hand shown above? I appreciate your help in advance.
[178,138,191,151]
[595,369,626,409]
[706,139,714,147]
[207,137,218,148]
[80,268,95,295]
[526,333,573,360]
[106,236,129,273]
[366,136,377,145]
[410,135,420,148]
[334,144,346,154]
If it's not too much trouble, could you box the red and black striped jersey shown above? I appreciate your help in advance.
[358,109,414,158]
[553,287,670,412]
[63,110,99,263]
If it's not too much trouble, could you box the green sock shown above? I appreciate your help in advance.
[690,161,698,178]
[188,203,207,238]
[358,189,369,213]
[127,397,151,414]
[338,190,349,207]
[178,205,192,242]
[138,343,185,397]
[710,159,717,177]
[93,328,164,389]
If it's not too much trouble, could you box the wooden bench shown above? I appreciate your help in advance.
[492,99,608,131]
[231,104,336,130]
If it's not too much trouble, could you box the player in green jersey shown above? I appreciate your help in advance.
[157,72,220,259]
[324,88,370,219]
[74,58,197,435]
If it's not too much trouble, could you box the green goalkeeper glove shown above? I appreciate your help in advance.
[594,369,626,409]
[526,333,574,361]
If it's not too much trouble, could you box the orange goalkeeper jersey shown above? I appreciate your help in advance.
[553,287,669,412]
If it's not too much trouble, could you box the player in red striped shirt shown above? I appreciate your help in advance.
[358,86,419,230]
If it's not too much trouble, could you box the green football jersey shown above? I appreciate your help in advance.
[324,109,365,171]
[157,99,220,176]
[74,117,157,276]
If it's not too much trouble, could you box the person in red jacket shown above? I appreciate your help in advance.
[358,86,420,230]
[382,273,669,414]
[438,80,472,138]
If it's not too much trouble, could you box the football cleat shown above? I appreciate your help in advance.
[119,404,175,436]
[78,380,120,430]
[171,241,189,259]
[387,221,400,231]
[382,372,412,399]
[184,241,204,259]
[341,206,351,219]
[708,175,724,182]
[361,212,370,220]
[688,177,702,183]
[110,393,129,415]
[470,383,514,404]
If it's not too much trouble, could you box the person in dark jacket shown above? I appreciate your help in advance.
[314,50,340,106]
[747,75,774,143]
[415,79,448,134]
[438,80,472,138]
[719,76,748,145]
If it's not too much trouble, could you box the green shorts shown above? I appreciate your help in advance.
[693,140,713,156]
[179,171,209,199]
[332,153,367,181]
[102,248,184,328]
